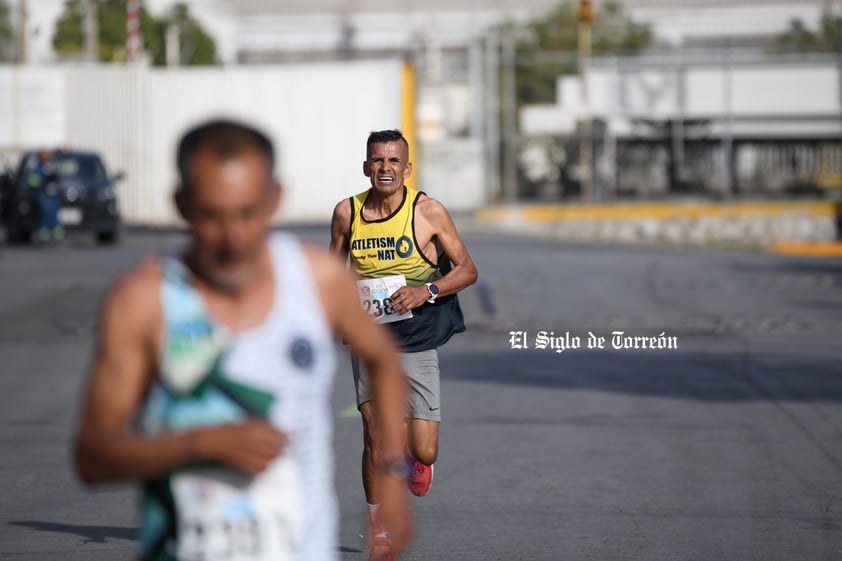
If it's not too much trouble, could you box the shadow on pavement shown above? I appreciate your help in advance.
[441,348,842,403]
[9,520,368,554]
[730,259,842,277]
[9,520,137,543]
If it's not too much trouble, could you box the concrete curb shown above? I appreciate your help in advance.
[476,200,836,222]
[775,241,842,257]
[473,201,841,257]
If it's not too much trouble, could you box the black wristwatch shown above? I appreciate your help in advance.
[425,282,439,304]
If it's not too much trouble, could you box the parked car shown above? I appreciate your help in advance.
[1,149,122,245]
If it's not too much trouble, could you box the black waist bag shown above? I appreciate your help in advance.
[387,293,466,352]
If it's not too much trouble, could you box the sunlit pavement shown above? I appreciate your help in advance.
[1,225,840,560]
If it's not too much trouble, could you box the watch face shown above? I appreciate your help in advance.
[428,283,439,296]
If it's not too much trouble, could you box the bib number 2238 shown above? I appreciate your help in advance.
[357,274,413,324]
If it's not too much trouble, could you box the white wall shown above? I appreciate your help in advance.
[0,67,66,147]
[1,60,404,225]
[418,138,485,212]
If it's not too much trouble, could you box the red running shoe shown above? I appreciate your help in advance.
[408,459,433,497]
[368,532,394,561]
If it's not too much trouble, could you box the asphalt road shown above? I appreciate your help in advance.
[1,225,841,561]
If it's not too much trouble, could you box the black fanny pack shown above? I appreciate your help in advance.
[387,293,466,352]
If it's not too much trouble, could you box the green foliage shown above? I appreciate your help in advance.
[154,3,217,66]
[53,1,85,58]
[512,0,652,105]
[53,0,156,62]
[770,10,840,54]
[591,1,652,54]
[0,0,14,62]
[51,0,217,65]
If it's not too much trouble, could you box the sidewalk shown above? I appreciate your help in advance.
[467,200,842,257]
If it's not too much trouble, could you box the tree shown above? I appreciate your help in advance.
[53,0,154,62]
[510,0,652,105]
[149,3,217,66]
[0,0,14,62]
[770,10,840,54]
[52,0,217,65]
[53,0,87,59]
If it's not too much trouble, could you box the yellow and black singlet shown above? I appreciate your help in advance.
[347,186,465,352]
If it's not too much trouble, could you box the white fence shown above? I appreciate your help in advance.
[1,60,406,225]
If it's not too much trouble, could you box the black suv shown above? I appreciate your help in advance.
[1,149,122,244]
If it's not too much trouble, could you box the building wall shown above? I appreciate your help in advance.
[1,60,405,225]
[555,58,841,134]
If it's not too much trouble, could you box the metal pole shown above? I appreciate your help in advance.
[166,24,180,67]
[11,0,25,153]
[84,0,99,62]
[605,56,621,201]
[836,12,842,144]
[485,28,501,202]
[126,0,141,63]
[577,0,594,202]
[401,57,417,185]
[15,0,26,64]
[723,42,734,198]
[502,28,518,202]
[468,0,484,141]
[469,38,484,140]
[672,46,685,193]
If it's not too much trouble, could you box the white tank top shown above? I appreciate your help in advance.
[139,232,338,561]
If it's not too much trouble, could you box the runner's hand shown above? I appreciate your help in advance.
[389,285,428,314]
[194,420,288,474]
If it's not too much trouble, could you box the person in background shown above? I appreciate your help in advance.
[29,149,63,243]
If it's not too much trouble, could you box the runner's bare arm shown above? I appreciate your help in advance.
[420,198,478,296]
[74,262,286,484]
[329,198,352,261]
[305,246,412,551]
[390,198,478,313]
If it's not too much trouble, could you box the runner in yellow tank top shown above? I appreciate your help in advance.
[331,130,478,561]
[348,185,439,287]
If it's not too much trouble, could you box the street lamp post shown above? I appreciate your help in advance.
[15,0,26,64]
[126,0,141,63]
[11,0,26,153]
[502,27,518,202]
[577,0,595,202]
[84,0,99,62]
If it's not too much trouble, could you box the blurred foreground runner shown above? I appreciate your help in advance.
[74,119,412,561]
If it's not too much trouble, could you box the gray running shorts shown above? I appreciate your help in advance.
[352,349,441,422]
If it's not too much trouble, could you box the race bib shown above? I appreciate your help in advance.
[171,456,301,561]
[357,274,413,324]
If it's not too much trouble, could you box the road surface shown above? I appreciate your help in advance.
[1,226,840,560]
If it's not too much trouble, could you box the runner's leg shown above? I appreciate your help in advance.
[407,419,439,465]
[359,400,381,504]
